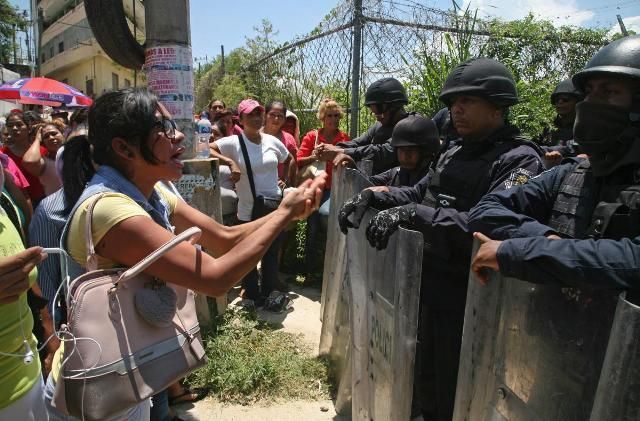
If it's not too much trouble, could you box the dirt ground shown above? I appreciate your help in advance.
[173,282,347,421]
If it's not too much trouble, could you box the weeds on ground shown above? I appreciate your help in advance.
[186,308,331,404]
[280,220,307,274]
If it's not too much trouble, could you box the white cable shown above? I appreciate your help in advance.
[0,248,71,363]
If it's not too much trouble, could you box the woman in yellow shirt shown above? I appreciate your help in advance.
[0,156,48,419]
[45,88,325,420]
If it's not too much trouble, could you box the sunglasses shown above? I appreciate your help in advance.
[154,118,177,139]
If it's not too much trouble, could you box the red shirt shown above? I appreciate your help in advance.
[276,131,298,179]
[297,129,350,190]
[0,146,48,203]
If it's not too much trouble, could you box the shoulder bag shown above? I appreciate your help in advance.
[297,129,326,184]
[52,194,207,421]
[237,134,283,220]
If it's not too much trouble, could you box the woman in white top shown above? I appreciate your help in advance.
[211,99,295,303]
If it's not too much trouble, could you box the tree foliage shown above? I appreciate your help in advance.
[194,19,281,111]
[406,13,607,139]
[198,6,610,141]
[0,0,27,64]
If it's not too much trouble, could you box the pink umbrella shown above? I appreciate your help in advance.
[0,77,92,107]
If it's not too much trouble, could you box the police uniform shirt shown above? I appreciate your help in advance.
[372,127,545,236]
[468,159,640,289]
[336,113,410,174]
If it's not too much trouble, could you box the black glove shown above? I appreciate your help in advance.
[338,189,375,234]
[366,204,416,250]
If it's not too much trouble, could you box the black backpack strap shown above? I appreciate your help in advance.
[238,134,257,201]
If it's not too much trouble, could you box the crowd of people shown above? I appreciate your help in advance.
[0,90,326,420]
[0,31,638,421]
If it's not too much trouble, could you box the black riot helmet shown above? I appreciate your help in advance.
[572,35,640,92]
[364,77,409,106]
[439,58,518,107]
[550,78,583,104]
[390,114,440,154]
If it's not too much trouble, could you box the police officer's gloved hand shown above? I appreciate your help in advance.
[366,203,416,250]
[338,189,375,234]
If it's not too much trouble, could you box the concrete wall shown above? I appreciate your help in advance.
[44,54,142,96]
[39,0,145,96]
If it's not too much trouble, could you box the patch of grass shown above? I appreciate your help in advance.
[186,308,331,404]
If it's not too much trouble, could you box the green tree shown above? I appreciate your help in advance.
[194,19,281,110]
[404,3,481,119]
[194,48,251,111]
[210,74,254,110]
[406,12,607,140]
[483,14,606,138]
[0,0,27,64]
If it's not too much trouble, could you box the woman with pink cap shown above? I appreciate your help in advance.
[211,98,296,306]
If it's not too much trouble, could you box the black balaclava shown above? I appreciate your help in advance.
[574,101,640,176]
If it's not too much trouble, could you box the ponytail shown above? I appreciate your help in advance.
[61,135,95,211]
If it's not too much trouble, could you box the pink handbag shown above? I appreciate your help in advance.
[52,194,207,420]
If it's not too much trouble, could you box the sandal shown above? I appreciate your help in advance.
[264,290,293,313]
[168,389,203,406]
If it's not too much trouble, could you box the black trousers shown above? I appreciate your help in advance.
[413,257,469,421]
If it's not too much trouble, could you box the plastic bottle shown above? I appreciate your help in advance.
[196,111,212,158]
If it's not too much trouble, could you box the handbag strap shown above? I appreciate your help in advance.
[83,193,202,279]
[84,193,107,272]
[118,227,202,282]
[238,134,258,201]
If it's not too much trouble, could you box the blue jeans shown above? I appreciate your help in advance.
[237,218,283,300]
[150,390,169,421]
[305,190,331,270]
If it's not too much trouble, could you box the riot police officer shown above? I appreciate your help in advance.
[339,58,545,420]
[540,78,584,166]
[369,114,441,189]
[470,35,640,290]
[318,77,409,174]
[432,106,459,146]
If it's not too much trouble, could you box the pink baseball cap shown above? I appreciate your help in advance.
[237,99,264,116]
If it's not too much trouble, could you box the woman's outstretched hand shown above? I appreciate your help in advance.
[280,173,327,221]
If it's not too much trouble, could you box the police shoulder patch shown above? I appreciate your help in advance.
[504,168,534,189]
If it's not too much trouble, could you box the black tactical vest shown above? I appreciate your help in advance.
[549,160,640,240]
[422,138,531,212]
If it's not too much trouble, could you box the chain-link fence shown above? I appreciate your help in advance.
[241,0,605,139]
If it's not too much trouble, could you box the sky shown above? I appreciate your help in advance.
[8,0,640,63]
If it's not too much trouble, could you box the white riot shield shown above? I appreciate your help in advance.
[347,209,423,421]
[319,166,373,414]
[454,240,619,421]
[590,294,640,420]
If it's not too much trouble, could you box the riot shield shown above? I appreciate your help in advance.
[454,240,619,421]
[319,164,345,324]
[319,166,373,414]
[347,209,423,421]
[320,161,373,321]
[590,294,640,420]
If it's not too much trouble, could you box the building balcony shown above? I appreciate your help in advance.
[41,1,145,46]
[40,1,85,45]
[39,0,81,25]
[40,39,101,76]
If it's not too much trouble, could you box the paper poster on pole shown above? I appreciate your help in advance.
[144,45,194,120]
